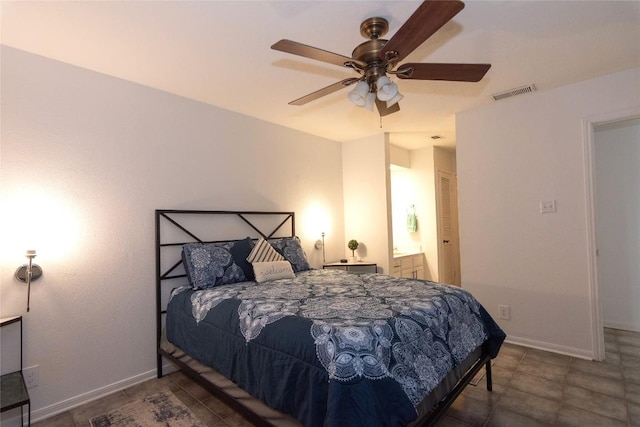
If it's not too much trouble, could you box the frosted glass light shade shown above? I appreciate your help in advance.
[364,92,376,111]
[348,81,371,107]
[386,91,404,107]
[376,76,398,101]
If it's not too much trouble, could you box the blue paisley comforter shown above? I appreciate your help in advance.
[166,269,505,427]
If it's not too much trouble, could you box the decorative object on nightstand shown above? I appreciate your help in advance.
[347,239,358,263]
[15,250,42,312]
[0,316,30,426]
[314,232,326,263]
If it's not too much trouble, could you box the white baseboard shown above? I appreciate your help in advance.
[505,335,594,360]
[604,320,640,333]
[2,363,177,427]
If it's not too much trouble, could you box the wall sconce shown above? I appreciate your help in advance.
[314,232,326,263]
[15,250,43,312]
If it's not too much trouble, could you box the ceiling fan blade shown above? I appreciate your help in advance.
[379,0,464,63]
[272,39,364,68]
[376,98,400,117]
[397,63,491,82]
[289,78,360,106]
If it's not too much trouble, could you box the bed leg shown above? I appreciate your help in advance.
[485,359,492,391]
[157,353,164,378]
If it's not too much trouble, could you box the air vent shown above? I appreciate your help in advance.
[491,84,536,101]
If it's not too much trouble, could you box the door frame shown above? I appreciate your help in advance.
[583,106,640,361]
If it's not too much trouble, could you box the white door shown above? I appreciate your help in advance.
[436,171,461,286]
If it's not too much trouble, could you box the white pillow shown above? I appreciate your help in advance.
[252,261,295,283]
[246,237,284,263]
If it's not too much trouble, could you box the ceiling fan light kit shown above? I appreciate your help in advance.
[386,91,404,108]
[375,76,400,102]
[348,81,371,107]
[364,93,376,111]
[271,0,491,117]
[347,75,404,110]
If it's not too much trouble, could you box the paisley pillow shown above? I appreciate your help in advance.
[269,236,311,273]
[182,237,254,289]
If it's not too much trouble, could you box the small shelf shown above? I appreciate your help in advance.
[0,371,30,412]
[0,315,30,426]
[0,316,22,328]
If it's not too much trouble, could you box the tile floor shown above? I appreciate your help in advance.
[33,328,639,427]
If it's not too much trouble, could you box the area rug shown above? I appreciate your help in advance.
[89,390,207,427]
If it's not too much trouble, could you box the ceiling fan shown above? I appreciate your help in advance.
[271,0,490,117]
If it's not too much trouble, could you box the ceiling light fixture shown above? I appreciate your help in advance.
[272,2,492,118]
[375,76,398,101]
[386,91,404,108]
[347,74,404,111]
[347,81,370,107]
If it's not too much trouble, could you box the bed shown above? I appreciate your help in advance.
[156,210,505,427]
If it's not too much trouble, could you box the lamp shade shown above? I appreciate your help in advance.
[386,91,404,107]
[348,81,370,107]
[376,76,398,102]
[364,92,376,111]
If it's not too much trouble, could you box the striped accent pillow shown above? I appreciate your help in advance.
[246,237,284,263]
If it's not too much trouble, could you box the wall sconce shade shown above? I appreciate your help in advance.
[314,232,326,263]
[15,250,42,312]
[15,265,43,282]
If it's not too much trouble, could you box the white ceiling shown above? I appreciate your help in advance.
[2,1,639,150]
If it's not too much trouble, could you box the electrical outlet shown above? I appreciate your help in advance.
[23,365,39,388]
[498,305,511,320]
[539,200,557,214]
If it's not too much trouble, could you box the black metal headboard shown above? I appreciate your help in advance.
[155,210,295,374]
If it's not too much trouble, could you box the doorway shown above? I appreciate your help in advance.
[585,109,640,361]
[594,118,640,331]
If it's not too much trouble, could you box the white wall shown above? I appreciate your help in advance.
[0,46,345,422]
[342,134,391,273]
[433,147,456,176]
[408,147,439,281]
[389,144,411,169]
[594,118,640,332]
[456,67,640,358]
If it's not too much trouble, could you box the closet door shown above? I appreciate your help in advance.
[437,171,461,286]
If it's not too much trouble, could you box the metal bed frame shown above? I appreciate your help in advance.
[155,209,492,427]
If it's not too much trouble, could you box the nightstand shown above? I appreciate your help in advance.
[323,262,378,273]
[0,316,30,426]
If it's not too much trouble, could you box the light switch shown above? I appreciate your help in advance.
[539,200,557,214]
